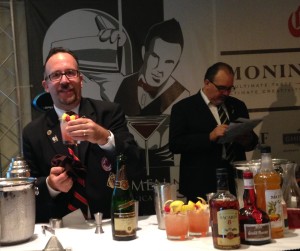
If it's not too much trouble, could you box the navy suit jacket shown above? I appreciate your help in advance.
[23,98,142,222]
[169,92,258,200]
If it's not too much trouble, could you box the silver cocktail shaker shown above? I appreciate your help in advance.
[153,183,177,229]
[6,156,30,178]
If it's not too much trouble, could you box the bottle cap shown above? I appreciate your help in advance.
[260,145,271,153]
[243,170,253,178]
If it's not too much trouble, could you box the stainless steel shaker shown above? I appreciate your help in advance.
[6,156,30,178]
[153,183,177,229]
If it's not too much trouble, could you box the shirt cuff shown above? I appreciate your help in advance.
[99,130,115,151]
[46,176,61,198]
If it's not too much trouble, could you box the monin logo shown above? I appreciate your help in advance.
[288,6,300,37]
[234,64,300,80]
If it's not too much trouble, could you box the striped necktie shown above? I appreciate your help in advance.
[217,105,229,125]
[67,139,88,219]
[217,105,235,163]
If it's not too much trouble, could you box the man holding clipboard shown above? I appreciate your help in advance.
[169,62,259,201]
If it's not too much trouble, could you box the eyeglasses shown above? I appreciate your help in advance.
[209,80,235,92]
[45,69,80,82]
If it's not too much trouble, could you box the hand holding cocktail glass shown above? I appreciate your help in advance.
[61,113,110,146]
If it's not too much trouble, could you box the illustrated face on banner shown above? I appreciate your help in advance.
[141,38,182,88]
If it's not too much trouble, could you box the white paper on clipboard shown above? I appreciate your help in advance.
[218,117,263,144]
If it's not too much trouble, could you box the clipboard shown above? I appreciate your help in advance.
[218,117,263,144]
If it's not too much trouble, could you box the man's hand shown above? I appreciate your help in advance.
[66,117,110,145]
[48,166,73,193]
[209,124,228,142]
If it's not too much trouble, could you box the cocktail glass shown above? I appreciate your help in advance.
[164,212,189,240]
[60,119,80,145]
[126,115,167,175]
[187,208,210,237]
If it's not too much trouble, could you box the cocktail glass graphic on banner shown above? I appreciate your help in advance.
[127,115,167,176]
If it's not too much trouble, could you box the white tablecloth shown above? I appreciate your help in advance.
[1,215,299,251]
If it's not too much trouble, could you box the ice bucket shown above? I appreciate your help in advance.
[0,177,37,245]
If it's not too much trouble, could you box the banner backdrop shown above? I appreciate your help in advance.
[25,0,300,214]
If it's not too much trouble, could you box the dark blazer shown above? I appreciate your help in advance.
[22,98,142,222]
[169,92,258,200]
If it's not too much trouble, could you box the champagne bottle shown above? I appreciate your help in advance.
[209,168,240,249]
[239,170,271,245]
[111,154,137,241]
[254,145,284,238]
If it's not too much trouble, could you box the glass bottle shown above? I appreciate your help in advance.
[254,145,284,239]
[239,170,271,245]
[281,198,289,231]
[281,161,300,208]
[111,154,137,241]
[209,168,240,249]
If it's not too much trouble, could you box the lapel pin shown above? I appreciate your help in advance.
[47,130,52,136]
[52,135,58,143]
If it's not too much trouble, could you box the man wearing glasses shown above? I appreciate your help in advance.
[169,62,258,202]
[22,47,142,222]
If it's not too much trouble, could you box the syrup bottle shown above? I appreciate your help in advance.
[239,170,271,245]
[254,145,284,239]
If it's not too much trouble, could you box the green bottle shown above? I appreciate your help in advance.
[111,154,136,241]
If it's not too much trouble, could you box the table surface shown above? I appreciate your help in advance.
[1,215,300,251]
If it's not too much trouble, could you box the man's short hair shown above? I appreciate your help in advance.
[204,62,234,81]
[43,47,79,73]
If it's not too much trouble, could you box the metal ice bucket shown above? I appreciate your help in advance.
[0,177,37,245]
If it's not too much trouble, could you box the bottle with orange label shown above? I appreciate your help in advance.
[254,145,284,239]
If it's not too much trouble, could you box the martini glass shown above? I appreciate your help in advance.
[127,115,168,175]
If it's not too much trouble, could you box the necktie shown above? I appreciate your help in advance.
[138,79,160,98]
[63,110,88,218]
[217,105,229,125]
[217,105,235,163]
[67,147,88,218]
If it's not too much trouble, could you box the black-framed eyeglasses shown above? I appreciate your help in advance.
[45,69,80,82]
[209,80,235,92]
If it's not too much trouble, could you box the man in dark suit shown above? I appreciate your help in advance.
[169,62,258,201]
[22,47,142,223]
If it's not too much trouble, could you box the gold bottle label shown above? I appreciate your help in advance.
[217,209,240,246]
[113,211,136,237]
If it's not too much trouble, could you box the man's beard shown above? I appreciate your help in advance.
[58,90,78,105]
